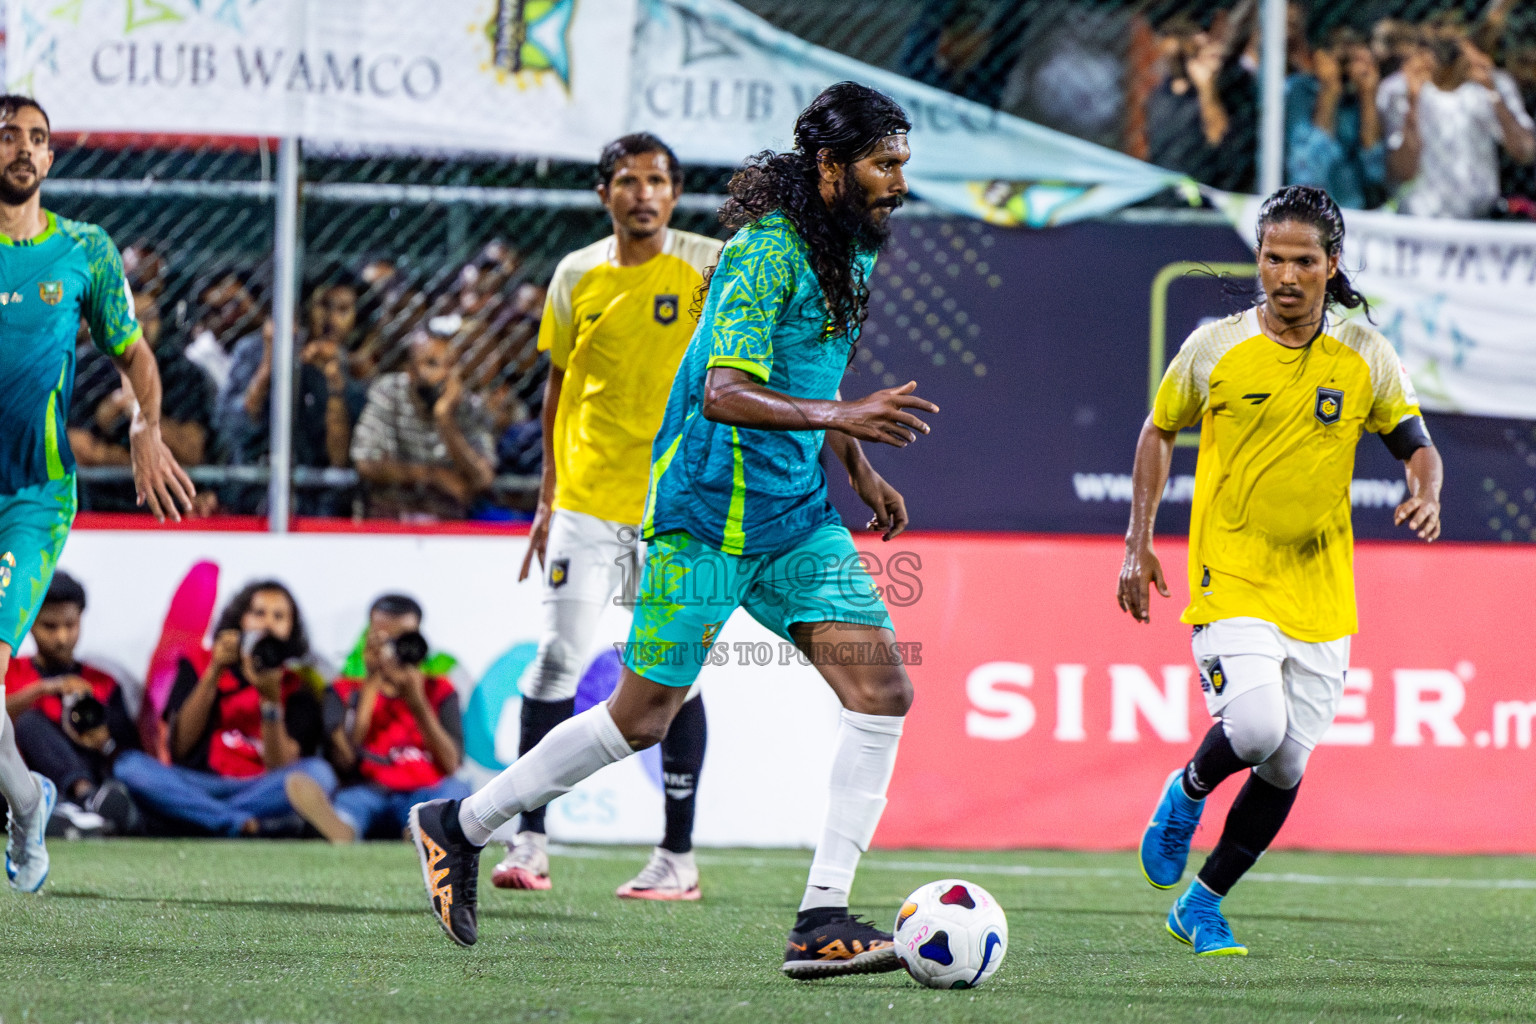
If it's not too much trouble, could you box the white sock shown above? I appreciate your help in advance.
[458,703,633,846]
[800,709,904,912]
[0,710,39,821]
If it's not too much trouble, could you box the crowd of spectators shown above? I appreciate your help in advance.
[71,240,550,522]
[5,573,468,842]
[1136,0,1536,214]
[1139,0,1535,216]
[902,0,1536,218]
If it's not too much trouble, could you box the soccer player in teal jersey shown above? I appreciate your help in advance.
[411,83,937,977]
[0,96,194,893]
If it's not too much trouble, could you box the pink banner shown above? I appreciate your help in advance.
[876,535,1536,854]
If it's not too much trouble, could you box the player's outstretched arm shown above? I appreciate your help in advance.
[1117,414,1177,623]
[112,337,196,523]
[1395,443,1443,542]
[702,367,937,447]
[824,430,909,540]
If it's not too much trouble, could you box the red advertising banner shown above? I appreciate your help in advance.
[876,535,1536,854]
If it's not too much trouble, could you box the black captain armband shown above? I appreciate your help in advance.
[1380,415,1433,461]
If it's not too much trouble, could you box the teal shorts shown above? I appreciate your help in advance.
[0,474,77,652]
[621,521,895,688]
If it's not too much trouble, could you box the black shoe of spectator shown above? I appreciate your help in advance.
[46,801,108,840]
[253,812,307,839]
[88,780,143,836]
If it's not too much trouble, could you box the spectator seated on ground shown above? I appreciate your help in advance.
[4,572,143,836]
[285,593,468,842]
[1380,23,1536,218]
[351,328,495,521]
[113,580,335,837]
[70,290,217,513]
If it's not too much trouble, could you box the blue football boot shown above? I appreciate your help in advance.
[1166,880,1248,956]
[1139,768,1204,889]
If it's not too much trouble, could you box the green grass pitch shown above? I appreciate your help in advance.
[1,841,1533,1023]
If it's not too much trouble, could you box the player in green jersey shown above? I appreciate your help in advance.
[0,96,194,893]
[410,83,937,979]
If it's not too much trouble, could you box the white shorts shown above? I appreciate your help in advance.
[526,509,698,704]
[1191,617,1350,751]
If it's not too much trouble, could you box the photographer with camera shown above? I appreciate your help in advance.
[113,580,336,837]
[4,571,142,835]
[285,594,467,843]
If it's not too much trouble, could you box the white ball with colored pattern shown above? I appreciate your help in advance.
[893,878,1009,989]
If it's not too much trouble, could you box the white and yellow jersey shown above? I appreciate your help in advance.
[1153,308,1423,642]
[538,228,722,525]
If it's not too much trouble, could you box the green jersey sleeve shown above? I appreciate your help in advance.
[80,226,141,358]
[703,223,797,383]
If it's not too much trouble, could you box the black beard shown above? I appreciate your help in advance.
[0,173,40,206]
[829,176,899,252]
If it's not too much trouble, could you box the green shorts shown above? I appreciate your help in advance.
[621,522,895,689]
[0,474,77,652]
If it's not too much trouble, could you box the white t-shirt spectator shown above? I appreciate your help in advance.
[1380,69,1535,218]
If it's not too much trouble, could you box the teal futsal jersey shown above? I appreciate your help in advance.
[642,212,877,557]
[0,210,141,496]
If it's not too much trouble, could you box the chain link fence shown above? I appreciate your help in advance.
[48,0,1534,522]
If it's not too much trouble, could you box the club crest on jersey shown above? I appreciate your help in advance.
[653,294,678,326]
[1315,386,1344,425]
[549,558,570,589]
[38,281,63,305]
[1202,657,1228,695]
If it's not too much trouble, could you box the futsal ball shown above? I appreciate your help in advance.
[893,878,1008,989]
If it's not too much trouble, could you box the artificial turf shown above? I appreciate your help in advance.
[1,841,1533,1023]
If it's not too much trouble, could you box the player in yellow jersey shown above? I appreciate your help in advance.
[490,134,722,899]
[1118,186,1443,956]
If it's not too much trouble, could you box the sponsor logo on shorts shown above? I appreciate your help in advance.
[1315,386,1344,425]
[549,558,569,588]
[654,294,679,325]
[699,620,724,647]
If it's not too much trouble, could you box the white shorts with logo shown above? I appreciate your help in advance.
[527,508,699,703]
[1192,617,1350,751]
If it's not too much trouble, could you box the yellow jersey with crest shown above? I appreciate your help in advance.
[538,228,722,525]
[1152,309,1423,642]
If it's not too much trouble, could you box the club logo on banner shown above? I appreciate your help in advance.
[6,0,632,159]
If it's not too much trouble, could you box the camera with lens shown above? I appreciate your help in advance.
[64,692,107,734]
[242,630,293,672]
[387,630,429,667]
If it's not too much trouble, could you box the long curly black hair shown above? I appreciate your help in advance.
[1257,185,1372,320]
[714,82,911,341]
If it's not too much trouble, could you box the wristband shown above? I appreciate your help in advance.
[260,701,283,724]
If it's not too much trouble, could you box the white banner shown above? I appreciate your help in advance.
[1220,193,1536,420]
[36,530,840,848]
[7,0,1180,224]
[629,0,1179,225]
[7,0,633,159]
